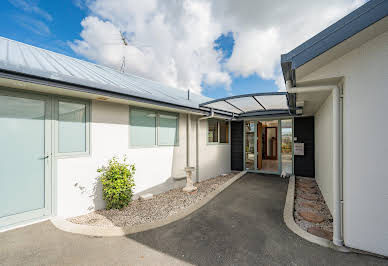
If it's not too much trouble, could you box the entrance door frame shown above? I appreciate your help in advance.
[0,88,53,230]
[243,117,294,175]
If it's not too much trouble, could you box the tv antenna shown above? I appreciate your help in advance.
[119,31,128,73]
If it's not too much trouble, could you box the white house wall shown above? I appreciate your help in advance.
[314,92,333,213]
[56,100,231,218]
[299,30,388,256]
[197,119,231,181]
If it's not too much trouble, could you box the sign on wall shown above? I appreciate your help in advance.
[294,142,304,156]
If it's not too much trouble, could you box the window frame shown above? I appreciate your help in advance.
[207,118,230,145]
[129,107,179,148]
[54,97,91,157]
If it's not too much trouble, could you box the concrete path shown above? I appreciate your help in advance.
[0,173,386,265]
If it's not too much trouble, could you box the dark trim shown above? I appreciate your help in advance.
[252,96,266,110]
[224,100,245,113]
[281,0,388,85]
[238,110,290,118]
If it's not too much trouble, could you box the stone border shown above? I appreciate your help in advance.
[283,175,351,252]
[51,171,247,237]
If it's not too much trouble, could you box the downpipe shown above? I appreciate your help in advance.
[287,82,344,247]
[195,109,214,182]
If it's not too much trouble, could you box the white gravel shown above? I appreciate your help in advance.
[68,172,238,227]
[294,177,333,232]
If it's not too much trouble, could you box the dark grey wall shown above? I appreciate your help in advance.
[231,121,244,171]
[294,117,315,177]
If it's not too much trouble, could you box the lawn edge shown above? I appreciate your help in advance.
[51,170,247,237]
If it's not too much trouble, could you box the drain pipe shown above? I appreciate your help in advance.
[196,109,214,182]
[287,82,343,246]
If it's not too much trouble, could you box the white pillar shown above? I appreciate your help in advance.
[332,86,343,246]
[183,113,197,192]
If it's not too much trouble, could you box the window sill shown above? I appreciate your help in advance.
[129,145,179,149]
[207,142,230,146]
[54,152,90,159]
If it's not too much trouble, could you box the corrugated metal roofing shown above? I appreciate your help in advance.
[0,36,211,109]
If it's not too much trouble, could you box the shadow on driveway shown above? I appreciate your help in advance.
[128,173,386,265]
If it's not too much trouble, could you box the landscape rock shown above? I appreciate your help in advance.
[307,227,333,240]
[301,201,322,210]
[300,187,317,194]
[299,193,319,201]
[139,193,153,201]
[298,211,324,223]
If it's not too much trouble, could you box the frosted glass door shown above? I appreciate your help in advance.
[0,93,50,226]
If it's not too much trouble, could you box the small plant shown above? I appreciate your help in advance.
[97,156,136,209]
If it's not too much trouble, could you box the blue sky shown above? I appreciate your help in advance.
[0,0,86,58]
[0,0,279,99]
[202,32,278,98]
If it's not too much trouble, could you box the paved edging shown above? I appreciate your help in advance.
[283,175,350,252]
[51,171,247,237]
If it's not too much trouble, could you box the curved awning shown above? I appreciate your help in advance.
[199,92,291,117]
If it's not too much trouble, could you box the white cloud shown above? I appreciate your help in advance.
[71,0,366,93]
[71,0,229,94]
[14,14,50,36]
[9,0,52,21]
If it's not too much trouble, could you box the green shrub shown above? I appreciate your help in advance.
[97,156,136,209]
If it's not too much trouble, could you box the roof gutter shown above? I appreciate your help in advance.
[0,69,213,116]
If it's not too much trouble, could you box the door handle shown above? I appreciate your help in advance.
[39,155,49,160]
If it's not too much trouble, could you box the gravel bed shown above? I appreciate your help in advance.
[68,172,239,227]
[294,177,333,233]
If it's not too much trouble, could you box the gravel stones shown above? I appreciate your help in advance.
[294,177,333,238]
[68,172,238,227]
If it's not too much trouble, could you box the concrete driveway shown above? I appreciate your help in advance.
[1,173,386,265]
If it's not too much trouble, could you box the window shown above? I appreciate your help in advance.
[158,112,178,145]
[208,119,218,143]
[57,100,89,154]
[130,109,156,147]
[130,108,179,147]
[208,119,229,144]
[220,121,229,143]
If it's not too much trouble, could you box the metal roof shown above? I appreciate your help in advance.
[199,92,290,116]
[0,36,211,110]
[281,0,388,85]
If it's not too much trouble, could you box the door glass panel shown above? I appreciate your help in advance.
[0,95,45,218]
[281,119,293,174]
[260,120,279,173]
[245,121,255,170]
